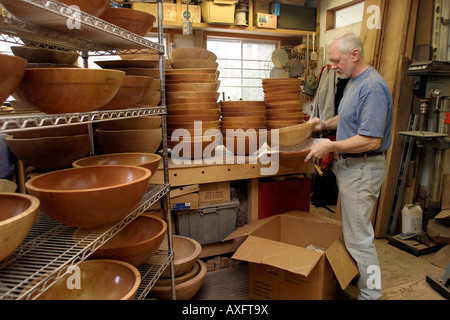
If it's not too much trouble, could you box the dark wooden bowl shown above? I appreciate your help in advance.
[0,54,27,105]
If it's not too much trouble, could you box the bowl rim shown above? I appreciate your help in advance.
[25,165,151,194]
[0,192,40,227]
[72,152,161,168]
[6,134,88,142]
[172,235,202,265]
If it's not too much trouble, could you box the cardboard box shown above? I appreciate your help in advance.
[201,0,238,24]
[132,3,201,23]
[224,211,359,300]
[198,181,230,206]
[253,0,271,13]
[171,192,199,210]
[254,12,277,29]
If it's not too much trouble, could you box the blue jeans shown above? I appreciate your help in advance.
[335,154,387,300]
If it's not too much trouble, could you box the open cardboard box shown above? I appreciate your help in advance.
[224,211,359,300]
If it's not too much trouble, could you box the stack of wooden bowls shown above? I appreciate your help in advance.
[6,125,90,170]
[220,101,267,155]
[166,47,221,159]
[262,78,304,130]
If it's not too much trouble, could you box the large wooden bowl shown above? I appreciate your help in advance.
[167,91,219,101]
[25,166,152,228]
[10,124,88,139]
[100,7,155,36]
[167,102,219,111]
[168,114,219,122]
[150,259,207,300]
[279,150,312,168]
[170,47,217,62]
[160,235,202,278]
[0,193,39,262]
[165,68,217,74]
[266,100,303,108]
[6,134,89,170]
[165,73,218,83]
[171,59,219,70]
[98,116,161,130]
[0,54,27,105]
[100,75,153,110]
[166,82,219,92]
[14,68,125,114]
[72,152,161,179]
[96,128,162,154]
[220,100,266,108]
[114,68,160,78]
[11,46,78,65]
[221,119,266,128]
[74,215,167,267]
[223,134,267,156]
[57,0,111,17]
[276,122,315,147]
[262,78,302,86]
[168,109,219,116]
[169,134,220,159]
[168,120,220,130]
[34,259,141,300]
[267,120,303,129]
[137,89,161,106]
[155,261,199,286]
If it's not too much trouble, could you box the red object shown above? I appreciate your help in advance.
[258,178,311,219]
[445,112,450,124]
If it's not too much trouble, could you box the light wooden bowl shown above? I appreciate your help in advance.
[150,259,207,300]
[166,68,217,74]
[74,215,167,267]
[14,68,125,114]
[168,109,219,116]
[99,7,155,36]
[0,54,27,105]
[98,116,161,130]
[167,102,219,111]
[96,128,162,154]
[262,78,302,86]
[168,114,219,122]
[34,259,141,300]
[137,90,161,106]
[26,165,151,228]
[168,120,220,130]
[222,110,266,118]
[11,46,78,65]
[160,235,202,278]
[115,68,161,78]
[10,124,88,139]
[167,96,219,105]
[170,47,217,62]
[100,75,153,110]
[58,0,111,17]
[120,53,159,60]
[6,134,89,170]
[167,91,219,101]
[267,120,303,129]
[169,134,220,159]
[0,193,39,262]
[72,153,161,179]
[275,122,315,147]
[223,134,267,156]
[171,59,218,70]
[221,119,266,128]
[166,82,219,92]
[155,261,200,286]
[266,101,303,109]
[220,100,266,107]
[264,92,302,99]
[165,73,218,83]
[279,150,312,168]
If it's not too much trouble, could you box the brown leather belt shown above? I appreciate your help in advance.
[339,152,384,159]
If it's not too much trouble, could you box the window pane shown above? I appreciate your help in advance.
[335,2,365,28]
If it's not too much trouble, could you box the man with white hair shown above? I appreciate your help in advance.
[306,32,393,300]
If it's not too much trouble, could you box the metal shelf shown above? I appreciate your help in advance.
[0,184,170,300]
[0,0,163,55]
[0,106,166,133]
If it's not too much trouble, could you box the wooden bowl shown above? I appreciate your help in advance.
[220,101,266,108]
[57,0,111,17]
[267,114,304,121]
[221,119,266,128]
[0,193,39,262]
[166,82,219,92]
[168,114,219,122]
[98,116,161,130]
[137,90,161,106]
[168,109,219,116]
[99,7,156,36]
[166,73,218,83]
[96,128,162,154]
[150,259,207,300]
[6,134,89,170]
[25,165,152,228]
[100,75,153,110]
[155,261,200,286]
[168,120,220,130]
[275,122,315,147]
[169,134,220,159]
[222,110,266,118]
[10,124,88,139]
[266,100,303,108]
[262,78,302,86]
[74,215,167,267]
[171,59,219,69]
[160,235,202,278]
[267,120,303,129]
[11,46,78,65]
[167,91,219,101]
[114,68,160,78]
[72,153,161,179]
[33,260,141,300]
[14,68,125,114]
[170,47,217,62]
[279,150,312,168]
[223,134,267,156]
[166,68,217,74]
[167,102,219,111]
[0,54,27,104]
[167,97,219,105]
[120,53,159,60]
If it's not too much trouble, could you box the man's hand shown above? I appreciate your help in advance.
[308,117,325,132]
[304,139,334,163]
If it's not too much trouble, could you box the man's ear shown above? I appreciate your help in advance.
[351,48,360,62]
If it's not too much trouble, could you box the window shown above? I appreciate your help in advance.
[206,37,277,101]
[327,1,365,30]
